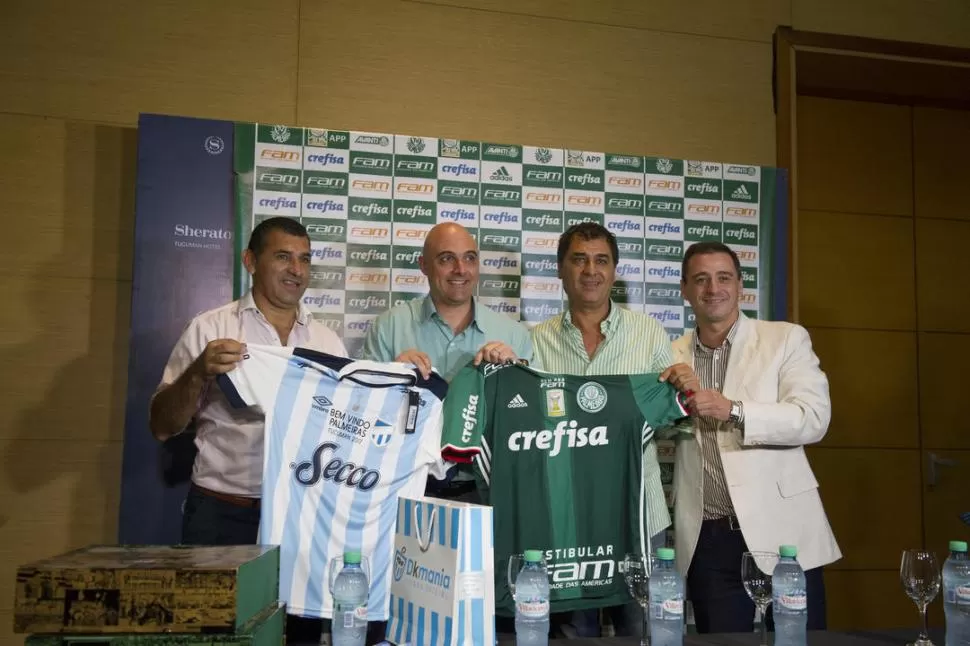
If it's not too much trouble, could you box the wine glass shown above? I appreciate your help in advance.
[742,551,779,646]
[900,550,941,646]
[507,553,525,601]
[619,553,650,646]
[506,552,548,601]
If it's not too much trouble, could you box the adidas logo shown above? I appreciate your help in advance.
[507,394,528,409]
[312,395,333,410]
[490,166,513,182]
[731,185,751,200]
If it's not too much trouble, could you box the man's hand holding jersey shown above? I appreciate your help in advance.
[193,339,247,379]
[396,341,521,380]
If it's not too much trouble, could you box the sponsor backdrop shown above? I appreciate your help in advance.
[233,124,784,361]
[232,122,788,554]
[121,114,788,565]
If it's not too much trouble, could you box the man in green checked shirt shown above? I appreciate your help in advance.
[531,222,698,639]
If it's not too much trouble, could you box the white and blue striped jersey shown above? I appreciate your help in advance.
[217,344,449,620]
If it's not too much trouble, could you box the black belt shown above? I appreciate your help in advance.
[192,483,261,509]
[703,514,741,531]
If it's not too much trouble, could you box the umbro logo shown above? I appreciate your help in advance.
[312,395,333,411]
[507,394,528,409]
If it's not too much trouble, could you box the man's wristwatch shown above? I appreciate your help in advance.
[729,400,744,426]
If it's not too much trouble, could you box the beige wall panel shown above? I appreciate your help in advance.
[914,107,970,221]
[0,277,130,443]
[0,0,300,125]
[915,218,970,333]
[797,97,912,216]
[0,116,136,281]
[807,448,922,570]
[0,611,19,646]
[798,210,915,330]
[792,0,970,49]
[0,440,122,612]
[919,335,970,449]
[809,328,918,448]
[298,0,776,165]
[420,0,789,43]
[824,570,928,630]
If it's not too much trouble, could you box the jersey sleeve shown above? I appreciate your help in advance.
[215,344,292,413]
[440,363,486,464]
[629,373,690,444]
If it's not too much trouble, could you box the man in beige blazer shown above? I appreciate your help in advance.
[661,241,841,633]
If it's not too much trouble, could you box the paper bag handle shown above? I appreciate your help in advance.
[413,502,437,552]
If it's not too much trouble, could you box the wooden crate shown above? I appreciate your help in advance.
[14,545,279,635]
[24,602,286,645]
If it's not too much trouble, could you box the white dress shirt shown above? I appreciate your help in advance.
[153,290,347,496]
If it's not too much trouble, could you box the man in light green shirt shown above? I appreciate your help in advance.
[531,221,697,639]
[362,223,534,382]
[362,223,535,503]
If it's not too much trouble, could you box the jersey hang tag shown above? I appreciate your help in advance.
[405,389,419,434]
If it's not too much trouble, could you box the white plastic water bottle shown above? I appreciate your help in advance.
[648,548,685,646]
[772,545,807,646]
[514,550,550,646]
[944,540,970,646]
[332,552,369,646]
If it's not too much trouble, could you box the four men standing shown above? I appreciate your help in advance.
[152,218,838,636]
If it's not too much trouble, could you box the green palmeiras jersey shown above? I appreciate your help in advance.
[441,361,689,615]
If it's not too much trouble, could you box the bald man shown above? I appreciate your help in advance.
[362,222,535,381]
